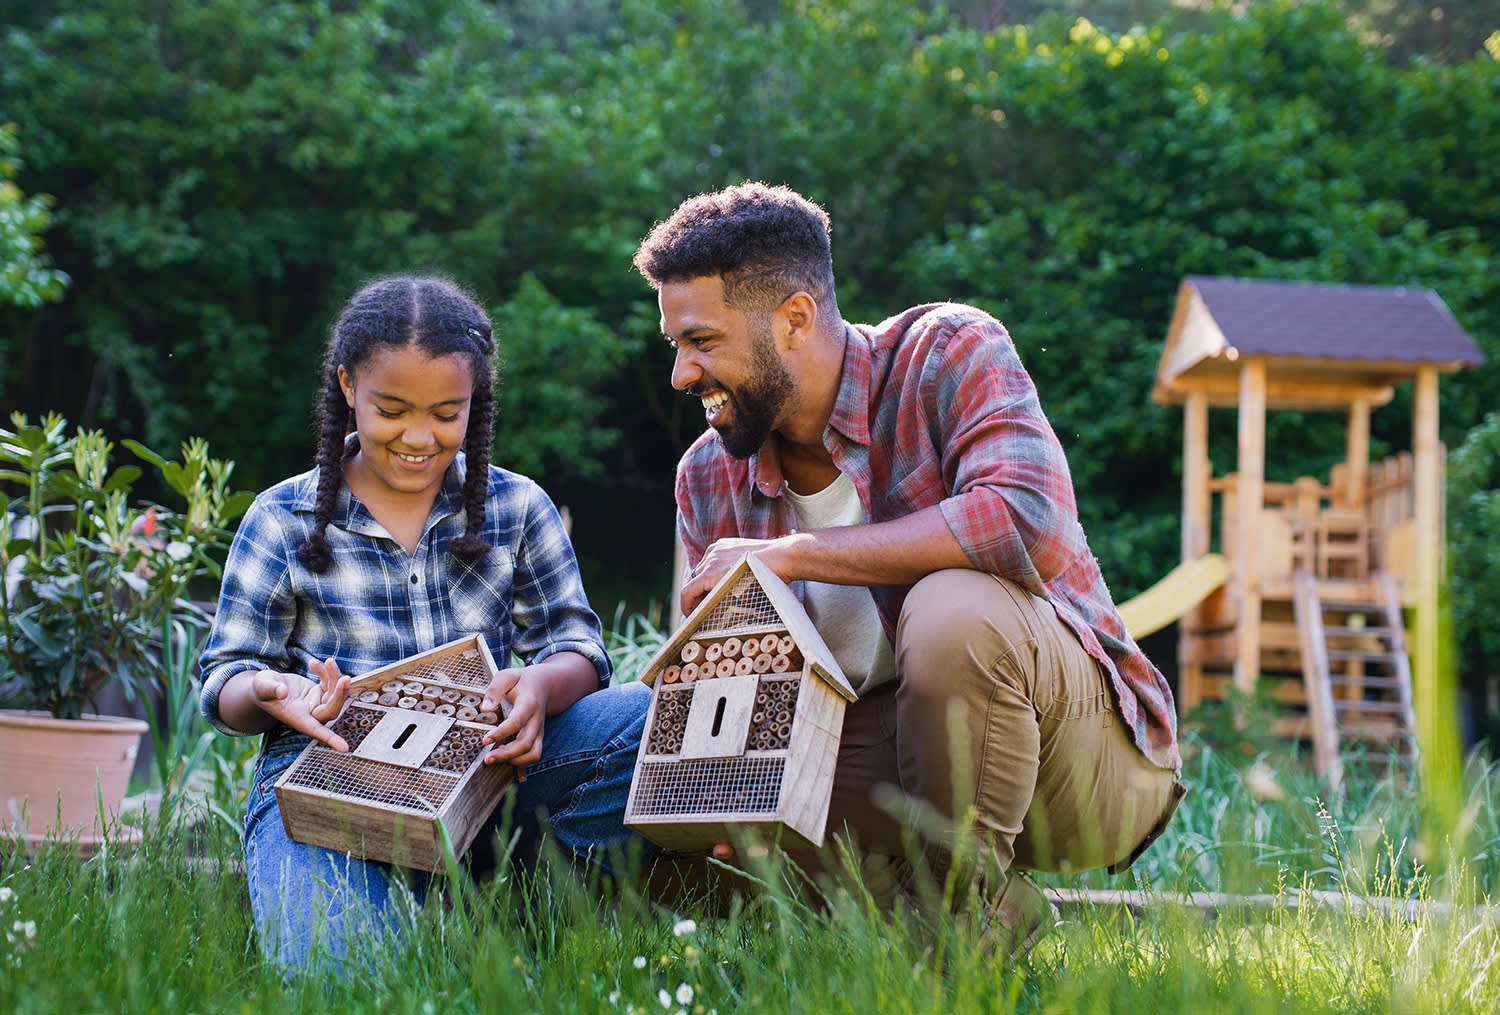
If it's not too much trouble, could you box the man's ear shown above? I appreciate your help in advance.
[780,291,819,350]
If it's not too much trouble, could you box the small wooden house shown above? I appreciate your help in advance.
[275,634,517,871]
[1154,276,1485,784]
[626,555,857,851]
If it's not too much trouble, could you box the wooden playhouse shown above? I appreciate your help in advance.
[626,555,857,850]
[1152,276,1485,786]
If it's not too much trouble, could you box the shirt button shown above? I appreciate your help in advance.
[410,574,418,584]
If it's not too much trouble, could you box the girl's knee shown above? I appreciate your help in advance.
[571,680,651,739]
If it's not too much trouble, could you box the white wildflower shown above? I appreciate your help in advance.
[658,988,672,1009]
[675,983,694,1005]
[609,990,620,1005]
[1243,759,1286,802]
[633,955,647,969]
[0,887,12,904]
[672,918,697,937]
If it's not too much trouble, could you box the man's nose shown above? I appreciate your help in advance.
[670,346,700,391]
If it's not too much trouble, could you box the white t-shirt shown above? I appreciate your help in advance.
[784,473,898,697]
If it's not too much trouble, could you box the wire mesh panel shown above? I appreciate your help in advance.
[354,642,497,695]
[696,572,782,634]
[283,748,462,815]
[630,756,786,816]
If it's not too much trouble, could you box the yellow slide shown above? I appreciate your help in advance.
[1116,553,1228,640]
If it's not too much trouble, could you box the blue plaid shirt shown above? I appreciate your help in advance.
[199,455,611,735]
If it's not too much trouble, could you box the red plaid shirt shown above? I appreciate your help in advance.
[674,303,1180,772]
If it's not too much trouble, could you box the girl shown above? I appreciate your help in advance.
[199,275,651,971]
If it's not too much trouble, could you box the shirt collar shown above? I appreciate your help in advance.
[827,323,872,447]
[290,454,468,533]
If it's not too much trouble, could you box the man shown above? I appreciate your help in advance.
[632,182,1184,950]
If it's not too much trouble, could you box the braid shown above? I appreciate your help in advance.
[300,275,499,572]
[295,380,353,574]
[448,382,495,563]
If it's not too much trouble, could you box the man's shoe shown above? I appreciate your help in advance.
[981,871,1059,959]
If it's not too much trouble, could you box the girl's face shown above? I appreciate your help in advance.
[338,344,475,506]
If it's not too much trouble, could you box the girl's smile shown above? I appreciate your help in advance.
[338,343,474,513]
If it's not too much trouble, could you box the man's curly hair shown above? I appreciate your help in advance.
[632,182,835,313]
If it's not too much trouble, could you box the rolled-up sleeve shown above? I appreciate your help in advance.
[928,316,1084,596]
[198,497,300,735]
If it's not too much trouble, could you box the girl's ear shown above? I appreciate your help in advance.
[336,365,355,408]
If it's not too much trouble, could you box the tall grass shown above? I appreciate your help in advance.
[4,610,1498,1013]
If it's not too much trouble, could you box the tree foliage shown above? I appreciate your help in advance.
[0,0,1496,701]
[0,124,68,309]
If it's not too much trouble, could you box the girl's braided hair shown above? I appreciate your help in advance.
[297,275,497,574]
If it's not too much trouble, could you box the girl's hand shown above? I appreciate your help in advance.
[249,657,352,751]
[480,666,549,776]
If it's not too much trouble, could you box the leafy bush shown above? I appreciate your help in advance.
[0,413,251,719]
[1448,411,1500,748]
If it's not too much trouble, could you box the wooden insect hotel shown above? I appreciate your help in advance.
[626,555,857,850]
[275,634,516,870]
[1150,276,1485,786]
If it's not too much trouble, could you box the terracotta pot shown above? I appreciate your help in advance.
[0,709,148,853]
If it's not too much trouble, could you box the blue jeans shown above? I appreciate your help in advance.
[243,680,653,972]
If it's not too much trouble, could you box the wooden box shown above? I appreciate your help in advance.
[274,634,516,871]
[625,556,856,851]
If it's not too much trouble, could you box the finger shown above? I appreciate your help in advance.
[252,670,291,704]
[682,587,708,615]
[311,676,351,722]
[485,730,543,772]
[481,670,521,715]
[314,656,344,688]
[311,725,350,753]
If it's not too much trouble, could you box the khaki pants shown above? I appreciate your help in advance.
[804,569,1181,890]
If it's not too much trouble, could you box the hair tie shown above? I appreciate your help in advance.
[465,325,493,353]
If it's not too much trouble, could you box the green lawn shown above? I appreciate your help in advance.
[5,611,1497,1013]
[5,726,1498,1014]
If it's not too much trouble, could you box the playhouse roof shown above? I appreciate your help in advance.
[1153,276,1486,410]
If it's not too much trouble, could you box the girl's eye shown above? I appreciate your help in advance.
[436,413,461,424]
[377,408,402,419]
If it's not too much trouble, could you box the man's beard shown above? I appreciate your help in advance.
[714,320,794,460]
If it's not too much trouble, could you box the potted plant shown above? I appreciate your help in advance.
[0,412,250,851]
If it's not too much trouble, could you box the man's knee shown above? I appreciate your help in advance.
[896,569,1041,693]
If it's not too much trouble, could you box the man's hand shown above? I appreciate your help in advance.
[681,537,786,614]
[249,658,352,751]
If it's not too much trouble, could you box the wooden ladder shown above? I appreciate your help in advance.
[1292,569,1419,790]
